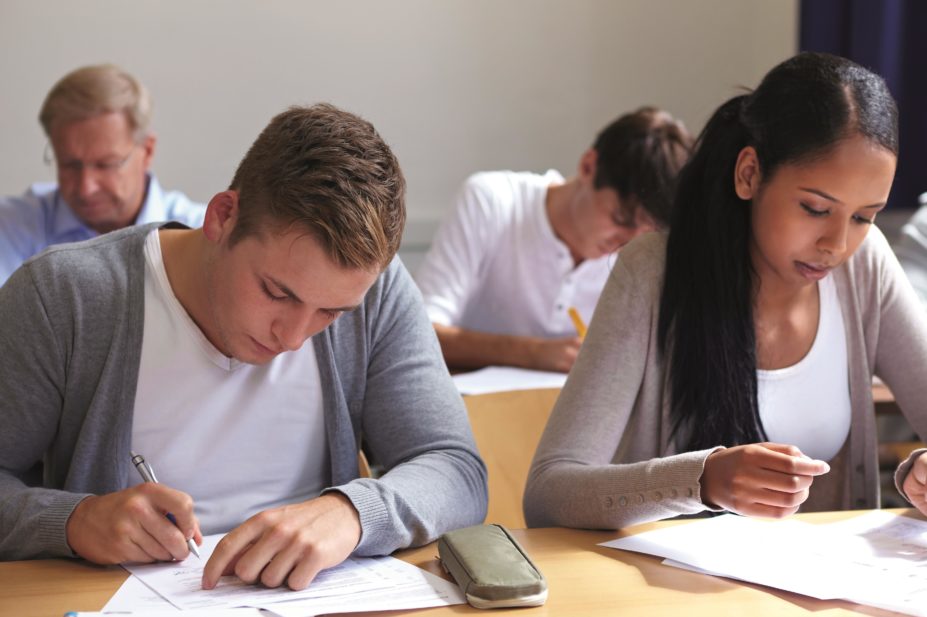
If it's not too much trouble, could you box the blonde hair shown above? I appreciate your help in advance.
[39,64,151,140]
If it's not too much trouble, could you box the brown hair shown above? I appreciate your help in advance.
[592,106,693,227]
[39,64,151,140]
[228,104,406,270]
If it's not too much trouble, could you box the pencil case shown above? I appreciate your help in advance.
[437,523,548,609]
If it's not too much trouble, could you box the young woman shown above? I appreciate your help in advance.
[524,52,927,530]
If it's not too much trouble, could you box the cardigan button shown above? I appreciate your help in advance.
[618,496,628,507]
[605,497,614,508]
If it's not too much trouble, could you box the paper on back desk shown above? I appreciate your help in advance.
[452,366,566,394]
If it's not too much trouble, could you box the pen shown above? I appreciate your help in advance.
[130,451,200,558]
[567,307,587,340]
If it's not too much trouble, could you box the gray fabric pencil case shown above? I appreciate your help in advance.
[437,524,548,609]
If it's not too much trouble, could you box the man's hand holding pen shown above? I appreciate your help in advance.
[65,482,202,564]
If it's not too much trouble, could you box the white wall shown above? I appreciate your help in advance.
[0,0,797,267]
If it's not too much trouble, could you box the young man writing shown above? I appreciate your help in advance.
[0,104,487,591]
[415,107,692,372]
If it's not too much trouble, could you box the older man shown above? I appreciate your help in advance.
[0,64,204,284]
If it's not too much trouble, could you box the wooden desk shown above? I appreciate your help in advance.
[1,510,915,617]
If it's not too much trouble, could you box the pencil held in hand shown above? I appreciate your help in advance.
[568,307,587,339]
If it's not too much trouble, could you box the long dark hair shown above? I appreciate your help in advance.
[657,52,898,451]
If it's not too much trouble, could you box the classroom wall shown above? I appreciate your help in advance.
[0,0,797,268]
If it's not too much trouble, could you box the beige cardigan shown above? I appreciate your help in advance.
[524,227,927,529]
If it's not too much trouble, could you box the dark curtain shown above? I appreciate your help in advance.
[801,0,927,211]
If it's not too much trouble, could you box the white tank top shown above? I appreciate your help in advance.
[757,275,851,461]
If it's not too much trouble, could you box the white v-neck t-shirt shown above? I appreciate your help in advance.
[757,274,851,462]
[131,229,328,534]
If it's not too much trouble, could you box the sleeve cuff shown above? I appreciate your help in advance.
[37,493,93,558]
[323,483,391,555]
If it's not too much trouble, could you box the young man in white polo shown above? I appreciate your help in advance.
[416,107,692,373]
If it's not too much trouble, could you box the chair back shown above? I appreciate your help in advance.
[464,388,560,528]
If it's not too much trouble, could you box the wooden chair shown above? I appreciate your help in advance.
[464,388,561,529]
[358,449,373,478]
[874,380,925,467]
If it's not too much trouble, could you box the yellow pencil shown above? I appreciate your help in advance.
[567,306,587,339]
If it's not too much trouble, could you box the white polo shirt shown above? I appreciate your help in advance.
[415,170,613,338]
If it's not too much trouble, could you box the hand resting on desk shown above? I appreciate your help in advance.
[531,336,583,373]
[65,482,202,564]
[701,442,831,518]
[201,492,361,592]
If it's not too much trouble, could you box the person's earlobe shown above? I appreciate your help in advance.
[140,134,157,170]
[578,148,598,182]
[202,191,239,243]
[733,146,760,200]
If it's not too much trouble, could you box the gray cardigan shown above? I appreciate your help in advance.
[524,228,927,529]
[0,224,487,560]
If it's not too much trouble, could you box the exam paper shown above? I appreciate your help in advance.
[103,574,178,611]
[602,512,927,617]
[807,511,927,615]
[452,366,566,395]
[118,533,464,613]
[69,610,264,617]
[266,558,464,616]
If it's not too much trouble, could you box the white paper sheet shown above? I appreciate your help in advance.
[452,366,566,395]
[115,533,463,614]
[602,512,927,617]
[103,574,178,611]
[69,610,264,617]
[266,557,464,616]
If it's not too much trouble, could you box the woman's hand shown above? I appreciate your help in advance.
[701,442,830,518]
[901,451,927,516]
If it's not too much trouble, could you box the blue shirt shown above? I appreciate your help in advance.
[0,175,205,285]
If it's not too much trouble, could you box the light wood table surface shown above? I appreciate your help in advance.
[1,509,916,617]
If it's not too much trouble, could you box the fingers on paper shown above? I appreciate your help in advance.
[202,528,255,589]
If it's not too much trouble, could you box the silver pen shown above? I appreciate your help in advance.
[130,451,200,558]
